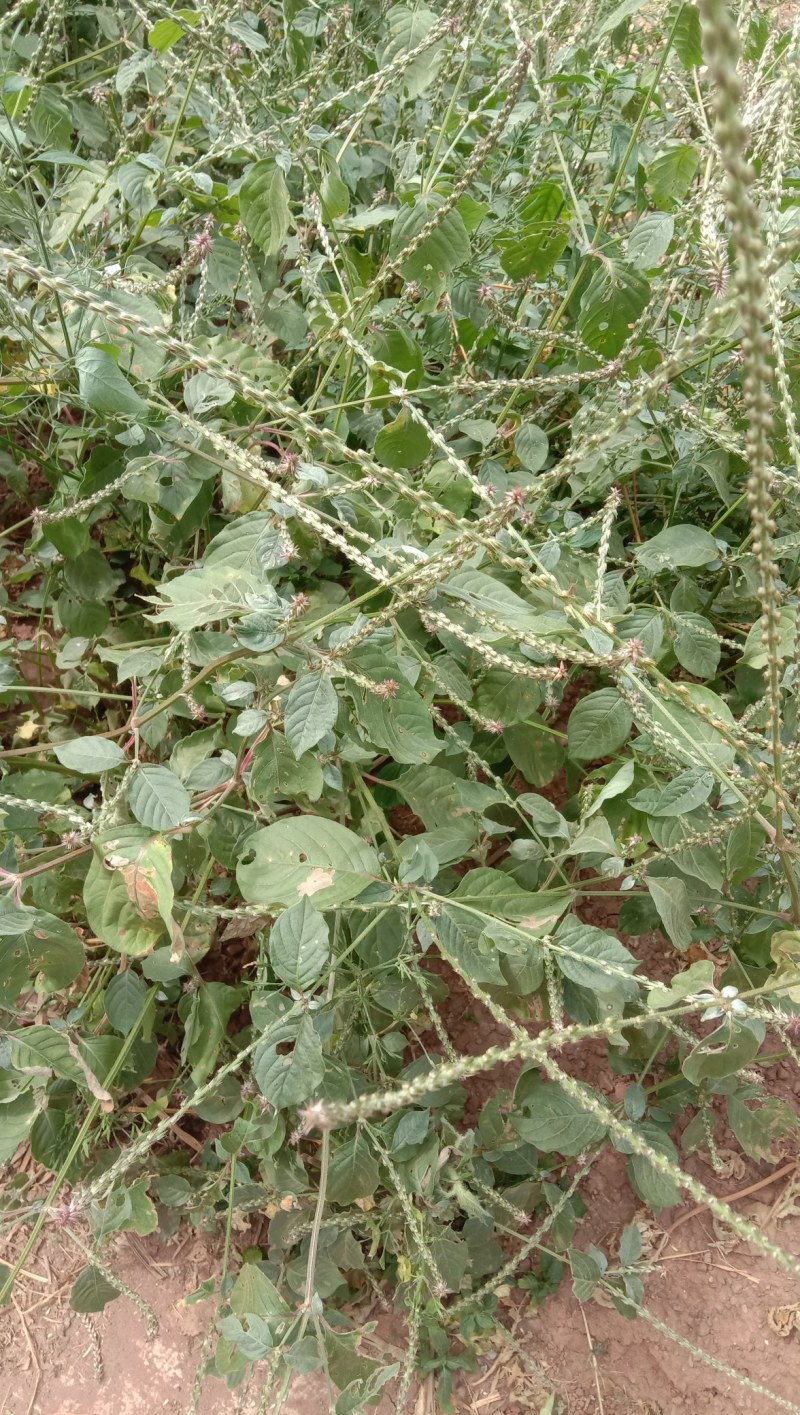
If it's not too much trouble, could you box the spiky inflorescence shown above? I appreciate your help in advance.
[697,0,800,919]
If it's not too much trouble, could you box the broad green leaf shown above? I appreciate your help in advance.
[321,156,349,219]
[635,524,718,572]
[627,1124,682,1209]
[515,422,549,472]
[374,407,432,469]
[181,982,245,1082]
[646,874,693,951]
[284,672,338,758]
[357,682,439,764]
[128,765,191,832]
[504,721,564,786]
[554,917,639,997]
[104,970,148,1033]
[648,144,700,206]
[10,1026,86,1084]
[148,16,184,50]
[269,899,330,993]
[567,689,632,761]
[631,682,735,770]
[740,604,796,668]
[248,731,324,804]
[205,513,293,572]
[570,1248,603,1301]
[70,1267,120,1314]
[626,212,674,269]
[513,1084,608,1155]
[237,816,380,908]
[327,1131,380,1203]
[389,196,470,288]
[577,261,650,358]
[76,346,147,418]
[230,1262,289,1318]
[0,901,84,1003]
[1,1103,38,1173]
[254,1015,324,1108]
[630,767,714,816]
[378,5,443,96]
[53,737,128,773]
[670,1,702,67]
[672,613,721,677]
[240,160,291,255]
[727,1095,798,1163]
[496,182,569,281]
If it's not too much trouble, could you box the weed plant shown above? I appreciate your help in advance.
[2,0,800,1409]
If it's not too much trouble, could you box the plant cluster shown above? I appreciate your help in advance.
[1,0,800,1409]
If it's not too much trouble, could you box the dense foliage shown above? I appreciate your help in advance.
[2,0,800,1407]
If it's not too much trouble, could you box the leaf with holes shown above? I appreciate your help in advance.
[237,816,380,909]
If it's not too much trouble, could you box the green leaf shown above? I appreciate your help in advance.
[70,1267,120,1314]
[577,260,650,358]
[379,5,443,96]
[646,874,693,951]
[102,835,174,934]
[670,3,702,69]
[128,765,191,831]
[238,816,380,909]
[230,1262,289,1318]
[635,524,718,572]
[515,422,549,472]
[240,160,291,255]
[554,917,639,997]
[682,1021,762,1083]
[389,196,470,288]
[248,731,323,805]
[181,981,245,1082]
[284,672,338,758]
[104,970,148,1033]
[496,182,569,281]
[503,721,564,786]
[626,212,674,269]
[148,16,185,50]
[0,901,84,1003]
[513,1083,608,1155]
[672,613,720,677]
[631,767,714,816]
[269,899,330,993]
[570,1248,603,1301]
[321,156,349,219]
[327,1131,380,1203]
[627,1124,682,1210]
[726,1095,798,1162]
[374,407,432,470]
[254,1015,324,1108]
[9,1025,86,1084]
[567,689,632,761]
[76,346,148,419]
[53,736,128,773]
[648,144,700,206]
